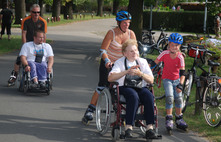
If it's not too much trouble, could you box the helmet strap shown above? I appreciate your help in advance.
[118,22,126,33]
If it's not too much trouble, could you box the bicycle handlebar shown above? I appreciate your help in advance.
[188,43,216,55]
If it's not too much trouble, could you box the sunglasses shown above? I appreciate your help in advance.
[32,11,40,14]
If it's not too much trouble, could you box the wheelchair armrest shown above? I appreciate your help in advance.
[109,82,119,85]
[146,83,154,88]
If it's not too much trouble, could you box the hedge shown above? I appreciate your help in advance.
[143,11,214,34]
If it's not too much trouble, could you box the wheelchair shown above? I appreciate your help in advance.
[96,82,162,141]
[17,66,53,95]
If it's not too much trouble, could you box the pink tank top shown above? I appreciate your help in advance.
[107,29,131,62]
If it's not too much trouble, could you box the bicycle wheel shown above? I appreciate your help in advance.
[142,34,156,45]
[203,81,221,127]
[96,88,112,135]
[157,37,168,51]
[182,71,193,113]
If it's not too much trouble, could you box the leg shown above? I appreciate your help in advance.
[174,80,188,130]
[8,57,21,86]
[6,23,11,40]
[27,61,38,82]
[119,86,139,138]
[1,23,6,39]
[82,59,109,124]
[163,79,174,131]
[137,88,159,139]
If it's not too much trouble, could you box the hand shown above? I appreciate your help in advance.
[47,67,52,73]
[128,65,141,76]
[25,65,30,72]
[105,62,112,68]
[176,88,182,93]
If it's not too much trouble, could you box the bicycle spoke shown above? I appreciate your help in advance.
[203,81,221,127]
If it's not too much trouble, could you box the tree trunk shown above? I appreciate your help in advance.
[39,0,44,17]
[128,0,143,41]
[97,0,104,17]
[64,1,73,19]
[113,0,120,15]
[14,0,26,24]
[52,0,61,21]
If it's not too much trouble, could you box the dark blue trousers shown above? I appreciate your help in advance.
[119,86,155,126]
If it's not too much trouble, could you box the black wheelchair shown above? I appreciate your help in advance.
[95,82,162,141]
[17,67,53,95]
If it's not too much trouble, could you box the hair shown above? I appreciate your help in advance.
[34,30,45,37]
[122,39,138,53]
[30,4,40,11]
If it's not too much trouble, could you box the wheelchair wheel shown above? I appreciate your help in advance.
[137,106,146,135]
[96,88,112,135]
[18,73,25,92]
[23,72,31,94]
[111,127,119,142]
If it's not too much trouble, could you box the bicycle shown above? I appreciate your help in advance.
[142,27,169,52]
[138,41,166,100]
[182,43,221,127]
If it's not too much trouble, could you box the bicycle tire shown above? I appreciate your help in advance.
[203,81,221,127]
[182,72,193,113]
[157,37,168,51]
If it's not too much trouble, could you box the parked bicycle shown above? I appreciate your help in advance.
[138,41,165,100]
[182,43,221,127]
[142,27,169,52]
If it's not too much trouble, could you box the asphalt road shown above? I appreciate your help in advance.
[0,18,209,142]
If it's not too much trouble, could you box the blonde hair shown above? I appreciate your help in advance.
[122,39,138,53]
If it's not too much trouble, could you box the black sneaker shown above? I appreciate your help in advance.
[146,129,158,139]
[30,82,38,88]
[40,81,46,89]
[125,129,133,138]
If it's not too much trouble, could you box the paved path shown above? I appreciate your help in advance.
[0,18,208,142]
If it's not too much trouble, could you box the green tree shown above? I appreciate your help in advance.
[128,0,143,41]
[208,0,221,16]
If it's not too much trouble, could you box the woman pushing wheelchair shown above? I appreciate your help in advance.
[108,39,159,139]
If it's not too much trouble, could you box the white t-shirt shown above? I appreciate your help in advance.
[19,41,54,62]
[109,56,153,87]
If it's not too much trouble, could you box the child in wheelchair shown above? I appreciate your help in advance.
[108,39,160,139]
[19,30,54,90]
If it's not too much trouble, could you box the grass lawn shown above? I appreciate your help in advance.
[0,35,22,55]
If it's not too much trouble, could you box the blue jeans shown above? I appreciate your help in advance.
[119,86,155,126]
[163,79,183,109]
[28,61,47,81]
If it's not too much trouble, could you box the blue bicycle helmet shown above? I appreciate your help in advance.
[168,33,183,44]
[116,11,132,22]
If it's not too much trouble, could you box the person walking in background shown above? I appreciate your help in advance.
[214,12,221,38]
[7,4,47,87]
[0,3,14,40]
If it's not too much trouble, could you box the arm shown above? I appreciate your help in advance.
[47,56,54,73]
[22,30,27,44]
[130,30,137,40]
[20,55,30,72]
[100,30,113,68]
[108,70,128,82]
[154,59,160,65]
